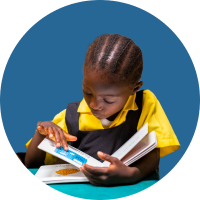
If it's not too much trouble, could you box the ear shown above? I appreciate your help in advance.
[131,81,143,95]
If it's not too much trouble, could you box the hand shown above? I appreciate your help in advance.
[80,151,134,186]
[37,121,77,150]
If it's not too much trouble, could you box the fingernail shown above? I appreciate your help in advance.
[57,143,60,147]
[98,151,103,156]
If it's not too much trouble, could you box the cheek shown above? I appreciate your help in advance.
[83,95,90,105]
[105,103,123,114]
[112,99,127,112]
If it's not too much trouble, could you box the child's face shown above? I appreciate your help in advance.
[82,71,139,120]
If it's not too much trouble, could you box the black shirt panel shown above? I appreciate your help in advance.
[65,90,143,162]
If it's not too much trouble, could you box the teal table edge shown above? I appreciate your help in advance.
[29,168,158,200]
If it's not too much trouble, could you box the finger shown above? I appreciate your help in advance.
[48,127,54,139]
[88,177,103,186]
[58,129,68,151]
[37,125,44,130]
[97,151,119,165]
[80,167,105,186]
[63,132,77,141]
[89,180,103,186]
[80,167,102,181]
[37,125,46,135]
[44,127,49,134]
[83,164,109,176]
[37,125,49,136]
[53,128,61,148]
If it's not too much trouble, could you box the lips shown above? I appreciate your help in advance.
[91,111,103,119]
[90,107,106,119]
[92,113,101,118]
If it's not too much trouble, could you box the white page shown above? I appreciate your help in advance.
[124,135,157,166]
[35,164,89,184]
[121,131,157,163]
[102,123,148,167]
[38,138,102,168]
[124,143,157,166]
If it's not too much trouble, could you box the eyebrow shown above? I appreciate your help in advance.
[103,94,118,97]
[83,91,117,97]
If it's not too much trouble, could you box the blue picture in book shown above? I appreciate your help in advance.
[55,146,87,166]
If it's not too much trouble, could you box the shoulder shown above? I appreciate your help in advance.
[139,90,180,157]
[141,90,163,116]
[54,109,66,118]
[142,89,158,105]
[52,109,66,122]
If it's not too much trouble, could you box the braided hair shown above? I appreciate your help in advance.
[83,34,143,87]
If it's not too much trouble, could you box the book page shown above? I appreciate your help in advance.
[121,131,157,163]
[124,143,157,166]
[35,164,89,184]
[102,123,148,167]
[38,138,102,168]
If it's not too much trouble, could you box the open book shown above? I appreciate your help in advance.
[36,123,157,184]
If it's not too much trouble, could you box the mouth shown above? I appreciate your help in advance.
[92,113,102,119]
[91,111,104,119]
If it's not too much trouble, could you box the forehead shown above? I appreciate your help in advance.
[83,70,110,85]
[82,70,131,96]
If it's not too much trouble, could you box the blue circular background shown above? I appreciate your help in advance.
[0,0,199,197]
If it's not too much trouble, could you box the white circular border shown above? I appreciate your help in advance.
[0,1,199,200]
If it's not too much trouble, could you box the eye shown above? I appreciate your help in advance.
[104,99,115,104]
[83,91,92,96]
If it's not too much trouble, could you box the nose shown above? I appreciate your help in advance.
[90,98,103,111]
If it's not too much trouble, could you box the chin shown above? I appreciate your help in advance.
[93,115,104,119]
[92,113,105,119]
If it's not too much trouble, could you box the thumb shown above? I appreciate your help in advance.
[37,125,46,135]
[37,125,44,130]
[97,151,119,165]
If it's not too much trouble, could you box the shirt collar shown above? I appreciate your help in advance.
[77,93,138,113]
[77,98,91,113]
[123,93,138,111]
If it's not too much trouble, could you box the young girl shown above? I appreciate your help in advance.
[25,34,180,186]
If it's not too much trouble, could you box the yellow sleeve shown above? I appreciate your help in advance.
[25,138,32,149]
[52,109,68,133]
[137,90,180,157]
[25,109,68,165]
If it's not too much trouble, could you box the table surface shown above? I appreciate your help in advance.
[29,168,158,199]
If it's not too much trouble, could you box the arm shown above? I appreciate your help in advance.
[80,148,160,186]
[25,130,46,168]
[25,121,77,168]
